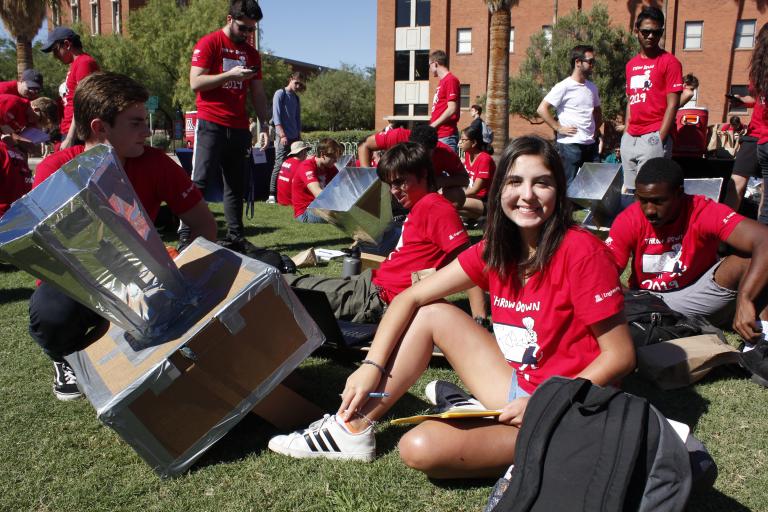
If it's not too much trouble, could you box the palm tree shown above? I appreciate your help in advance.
[0,0,47,77]
[485,0,516,156]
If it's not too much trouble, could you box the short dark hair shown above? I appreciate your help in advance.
[636,6,664,28]
[229,0,263,21]
[316,137,342,157]
[471,104,482,114]
[289,71,305,82]
[570,44,594,70]
[429,50,448,67]
[636,157,684,189]
[461,125,493,155]
[408,124,438,149]
[729,115,742,125]
[376,142,436,192]
[74,72,148,141]
[683,73,699,88]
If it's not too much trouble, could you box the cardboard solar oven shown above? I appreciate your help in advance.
[0,145,325,476]
[308,166,393,244]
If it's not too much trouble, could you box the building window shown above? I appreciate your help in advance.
[509,26,515,53]
[51,2,61,26]
[414,50,429,80]
[460,84,470,109]
[394,104,410,116]
[457,28,472,54]
[396,0,429,28]
[112,0,122,34]
[736,20,756,49]
[70,0,80,23]
[413,104,429,116]
[729,85,749,113]
[90,0,100,35]
[395,0,411,28]
[684,21,702,50]
[542,25,553,48]
[415,0,430,27]
[394,51,410,81]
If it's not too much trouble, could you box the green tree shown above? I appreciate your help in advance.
[0,0,46,75]
[509,4,638,125]
[301,65,375,131]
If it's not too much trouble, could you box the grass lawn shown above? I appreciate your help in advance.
[0,201,766,512]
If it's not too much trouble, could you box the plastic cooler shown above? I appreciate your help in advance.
[673,107,708,158]
[184,111,197,148]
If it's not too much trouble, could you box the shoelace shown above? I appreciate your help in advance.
[61,365,77,385]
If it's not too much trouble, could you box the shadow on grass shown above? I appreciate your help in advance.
[272,237,353,253]
[0,286,33,304]
[688,488,752,511]
[0,262,19,273]
[242,225,278,238]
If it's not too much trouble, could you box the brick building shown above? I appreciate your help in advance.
[49,0,140,36]
[375,0,768,137]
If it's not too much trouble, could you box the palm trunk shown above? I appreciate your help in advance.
[486,7,511,157]
[16,36,33,76]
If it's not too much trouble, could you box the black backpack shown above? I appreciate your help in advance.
[623,290,708,348]
[488,377,692,512]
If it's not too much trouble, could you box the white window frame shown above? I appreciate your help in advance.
[684,21,703,50]
[509,26,515,53]
[457,28,472,54]
[542,25,553,49]
[70,0,80,23]
[90,0,99,35]
[736,20,756,49]
[112,0,121,34]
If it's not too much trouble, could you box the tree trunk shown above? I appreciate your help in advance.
[15,36,33,77]
[486,7,511,157]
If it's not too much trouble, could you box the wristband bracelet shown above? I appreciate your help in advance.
[361,359,389,377]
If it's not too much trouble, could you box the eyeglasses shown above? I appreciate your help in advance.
[639,28,664,38]
[387,177,409,190]
[234,21,257,32]
[580,58,596,65]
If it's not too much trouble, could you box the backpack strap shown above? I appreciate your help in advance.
[496,377,593,511]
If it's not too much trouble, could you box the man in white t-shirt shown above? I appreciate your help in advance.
[537,45,602,184]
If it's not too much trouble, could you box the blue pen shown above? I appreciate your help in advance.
[339,392,390,398]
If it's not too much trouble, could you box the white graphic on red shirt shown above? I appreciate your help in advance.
[493,316,541,370]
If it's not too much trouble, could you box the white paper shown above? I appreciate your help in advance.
[666,418,690,442]
[251,147,267,164]
[314,248,346,261]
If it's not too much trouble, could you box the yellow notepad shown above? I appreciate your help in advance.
[390,409,502,425]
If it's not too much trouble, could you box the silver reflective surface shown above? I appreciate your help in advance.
[567,162,624,217]
[308,167,393,243]
[0,145,199,343]
[684,178,723,202]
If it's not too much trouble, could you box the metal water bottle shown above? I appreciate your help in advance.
[342,248,362,278]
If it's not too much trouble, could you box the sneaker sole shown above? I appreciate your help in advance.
[267,439,375,462]
[751,373,768,388]
[54,389,83,401]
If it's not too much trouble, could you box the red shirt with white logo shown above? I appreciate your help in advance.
[191,30,261,129]
[464,151,495,199]
[374,128,466,177]
[372,192,468,301]
[0,81,19,96]
[625,51,683,136]
[34,145,202,221]
[0,93,30,132]
[459,228,624,394]
[291,157,337,217]
[61,53,100,137]
[0,141,33,216]
[430,72,461,138]
[606,194,744,291]
[276,156,301,205]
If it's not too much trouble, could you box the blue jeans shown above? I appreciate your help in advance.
[439,134,459,153]
[756,142,768,225]
[556,141,599,185]
[296,210,327,223]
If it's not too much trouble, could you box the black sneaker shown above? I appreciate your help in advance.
[739,340,768,388]
[53,361,82,401]
[424,380,486,413]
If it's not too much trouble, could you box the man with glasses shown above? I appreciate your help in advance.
[267,71,306,204]
[0,69,43,101]
[537,45,602,185]
[620,6,683,190]
[185,0,269,252]
[41,27,100,150]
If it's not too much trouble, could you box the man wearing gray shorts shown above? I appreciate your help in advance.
[606,158,768,384]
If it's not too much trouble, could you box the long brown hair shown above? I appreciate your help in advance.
[483,136,574,282]
[750,23,768,96]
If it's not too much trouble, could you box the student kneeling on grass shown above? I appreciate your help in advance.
[269,136,636,477]
[28,72,217,401]
[284,141,484,324]
[291,137,342,223]
[605,157,768,386]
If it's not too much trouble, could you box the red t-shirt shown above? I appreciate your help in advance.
[191,30,261,130]
[34,146,202,221]
[459,228,624,394]
[61,53,100,137]
[276,156,301,206]
[430,72,461,138]
[0,81,19,96]
[0,141,33,216]
[372,192,468,301]
[606,194,744,291]
[291,157,337,217]
[625,51,683,136]
[464,151,495,199]
[0,93,30,132]
[374,128,466,178]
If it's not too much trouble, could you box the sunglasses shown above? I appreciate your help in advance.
[580,58,596,64]
[234,21,257,32]
[639,28,664,38]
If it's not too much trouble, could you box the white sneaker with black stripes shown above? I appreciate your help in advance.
[268,414,376,461]
[424,380,486,413]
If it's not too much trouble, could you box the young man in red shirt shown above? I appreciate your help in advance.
[428,50,461,153]
[606,158,768,385]
[28,72,217,401]
[620,7,683,190]
[0,69,43,100]
[276,140,310,206]
[0,138,33,217]
[184,0,269,252]
[41,27,100,149]
[291,138,342,222]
